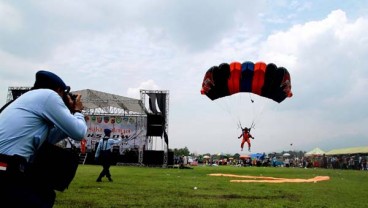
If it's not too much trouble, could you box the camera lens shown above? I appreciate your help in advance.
[69,93,77,101]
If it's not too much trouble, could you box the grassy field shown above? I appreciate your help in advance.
[54,165,368,208]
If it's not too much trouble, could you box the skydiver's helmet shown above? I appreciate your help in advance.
[243,127,249,132]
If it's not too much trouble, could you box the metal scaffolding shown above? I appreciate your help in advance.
[140,89,169,167]
[6,86,32,103]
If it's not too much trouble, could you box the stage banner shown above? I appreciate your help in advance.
[84,115,147,154]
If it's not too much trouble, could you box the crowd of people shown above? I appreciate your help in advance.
[272,154,367,170]
[191,153,368,171]
[324,154,367,170]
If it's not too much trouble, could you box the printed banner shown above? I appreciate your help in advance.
[84,115,147,154]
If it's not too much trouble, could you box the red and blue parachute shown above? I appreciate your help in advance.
[200,61,292,103]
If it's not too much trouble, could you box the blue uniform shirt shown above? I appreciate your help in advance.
[0,89,87,162]
[95,137,122,158]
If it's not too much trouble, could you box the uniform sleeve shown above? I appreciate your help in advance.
[109,138,122,145]
[42,92,87,141]
[48,127,68,144]
[95,141,101,158]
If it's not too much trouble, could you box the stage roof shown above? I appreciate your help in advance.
[73,89,146,115]
[6,87,146,115]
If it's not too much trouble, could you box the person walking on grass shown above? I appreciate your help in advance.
[95,128,122,182]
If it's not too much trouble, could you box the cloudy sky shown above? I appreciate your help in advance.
[1,0,368,155]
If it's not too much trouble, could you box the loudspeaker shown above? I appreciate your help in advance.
[147,114,164,136]
[168,151,174,165]
[143,150,164,165]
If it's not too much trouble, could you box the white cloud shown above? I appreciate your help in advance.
[127,80,160,99]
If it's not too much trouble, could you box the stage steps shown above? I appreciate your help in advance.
[79,153,87,165]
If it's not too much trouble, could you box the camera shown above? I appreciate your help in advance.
[68,93,78,101]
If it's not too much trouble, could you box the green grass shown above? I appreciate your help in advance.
[54,165,368,208]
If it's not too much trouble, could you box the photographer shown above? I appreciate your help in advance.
[0,70,87,207]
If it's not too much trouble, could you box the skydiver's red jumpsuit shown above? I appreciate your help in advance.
[238,129,253,151]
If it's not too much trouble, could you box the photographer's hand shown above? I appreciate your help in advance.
[63,93,75,113]
[73,94,84,113]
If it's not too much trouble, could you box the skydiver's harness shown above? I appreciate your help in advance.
[238,121,255,133]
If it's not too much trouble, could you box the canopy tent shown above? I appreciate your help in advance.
[239,155,251,159]
[283,153,291,157]
[217,152,226,158]
[250,153,266,160]
[305,147,325,157]
[325,146,368,155]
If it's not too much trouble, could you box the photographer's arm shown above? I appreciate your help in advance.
[45,92,87,143]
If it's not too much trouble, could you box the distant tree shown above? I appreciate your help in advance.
[196,155,204,163]
[172,147,190,157]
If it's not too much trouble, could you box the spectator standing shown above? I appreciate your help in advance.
[322,154,328,168]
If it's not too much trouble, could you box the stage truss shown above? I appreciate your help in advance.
[6,86,32,103]
[140,89,170,167]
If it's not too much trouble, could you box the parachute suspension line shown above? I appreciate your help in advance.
[246,95,257,129]
[247,97,258,132]
[235,94,250,129]
[248,93,254,103]
[249,120,256,132]
[237,120,242,130]
[214,97,239,128]
[230,93,254,131]
[249,98,267,132]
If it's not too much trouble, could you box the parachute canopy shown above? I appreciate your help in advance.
[200,61,293,103]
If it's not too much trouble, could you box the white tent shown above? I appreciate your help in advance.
[305,147,325,157]
[325,146,368,155]
[283,153,291,157]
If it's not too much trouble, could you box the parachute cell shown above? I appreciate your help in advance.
[252,62,266,96]
[228,62,242,95]
[240,61,254,93]
[201,61,292,103]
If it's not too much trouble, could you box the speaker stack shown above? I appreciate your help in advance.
[146,114,164,137]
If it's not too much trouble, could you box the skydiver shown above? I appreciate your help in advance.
[238,127,254,152]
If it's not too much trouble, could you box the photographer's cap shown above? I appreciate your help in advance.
[33,70,70,91]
